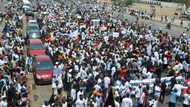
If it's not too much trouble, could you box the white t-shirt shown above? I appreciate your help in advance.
[62,102,67,107]
[104,76,111,88]
[0,100,8,107]
[149,99,158,107]
[75,99,85,107]
[183,94,190,105]
[77,91,84,100]
[115,100,120,107]
[121,97,133,107]
[139,92,146,104]
[0,47,4,55]
[71,88,76,101]
[135,87,141,98]
[173,84,184,96]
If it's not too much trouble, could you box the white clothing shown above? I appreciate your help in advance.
[149,99,158,107]
[71,88,77,101]
[75,99,86,107]
[173,84,184,96]
[104,76,111,88]
[183,94,190,105]
[0,100,8,107]
[115,101,120,107]
[77,91,84,100]
[111,66,116,76]
[121,97,133,107]
[135,87,141,98]
[139,92,146,104]
[62,102,67,107]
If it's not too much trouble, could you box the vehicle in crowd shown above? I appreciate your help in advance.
[27,39,46,56]
[22,0,34,16]
[32,55,53,84]
[26,21,41,39]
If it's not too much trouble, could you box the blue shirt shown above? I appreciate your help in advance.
[53,67,62,77]
[96,96,101,107]
[169,91,177,103]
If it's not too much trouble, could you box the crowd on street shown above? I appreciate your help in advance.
[0,0,190,107]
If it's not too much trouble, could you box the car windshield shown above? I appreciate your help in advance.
[31,44,43,50]
[27,25,39,31]
[36,61,53,70]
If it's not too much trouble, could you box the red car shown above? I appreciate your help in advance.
[32,55,53,84]
[27,39,45,56]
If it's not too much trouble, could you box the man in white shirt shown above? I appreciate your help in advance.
[75,95,86,107]
[71,87,77,101]
[104,76,111,89]
[121,94,133,107]
[172,82,184,97]
[183,91,190,107]
[77,89,84,100]
[0,97,8,107]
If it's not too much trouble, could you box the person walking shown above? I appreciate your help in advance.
[121,94,133,107]
[168,89,178,107]
[160,81,166,103]
[183,90,190,107]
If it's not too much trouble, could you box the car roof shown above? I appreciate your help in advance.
[29,39,42,44]
[27,23,39,27]
[35,55,51,62]
[28,19,37,23]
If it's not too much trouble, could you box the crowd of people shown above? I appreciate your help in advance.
[0,0,190,107]
[0,0,30,107]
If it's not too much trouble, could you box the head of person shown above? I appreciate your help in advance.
[172,88,177,93]
[79,94,83,100]
[44,100,49,106]
[126,93,130,98]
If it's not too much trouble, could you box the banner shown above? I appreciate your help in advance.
[130,76,184,85]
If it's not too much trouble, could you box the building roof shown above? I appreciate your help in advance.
[35,55,51,62]
[29,39,42,44]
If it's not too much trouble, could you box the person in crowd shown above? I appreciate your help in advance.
[183,90,190,107]
[168,89,178,107]
[121,93,133,107]
[1,0,190,107]
[0,96,8,107]
[75,95,86,107]
[42,100,50,107]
